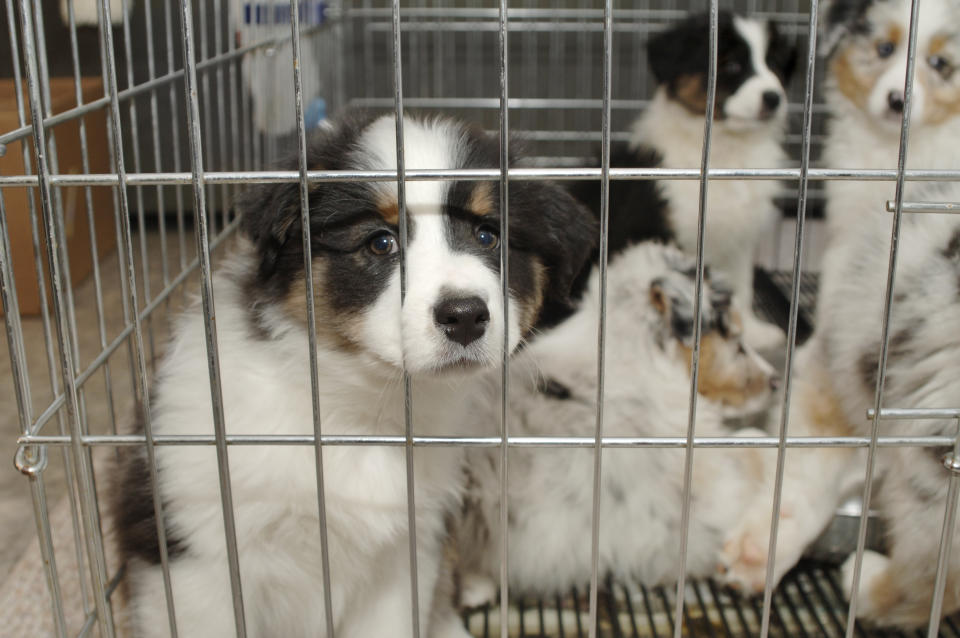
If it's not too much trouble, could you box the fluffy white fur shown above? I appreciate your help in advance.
[721,2,960,626]
[454,243,777,600]
[120,117,522,638]
[630,20,790,353]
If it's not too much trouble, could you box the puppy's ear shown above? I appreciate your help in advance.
[820,0,872,57]
[767,22,798,85]
[237,180,303,284]
[649,279,670,317]
[510,181,598,311]
[647,23,692,85]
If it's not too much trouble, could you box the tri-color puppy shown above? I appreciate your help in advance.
[572,11,796,352]
[452,242,778,604]
[720,1,960,627]
[111,112,596,638]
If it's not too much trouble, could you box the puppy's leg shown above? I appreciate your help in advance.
[720,362,860,593]
[839,549,960,628]
[126,557,239,638]
[339,535,448,638]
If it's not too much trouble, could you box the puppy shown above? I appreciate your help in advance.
[111,112,596,638]
[573,11,796,352]
[721,2,960,626]
[453,242,778,604]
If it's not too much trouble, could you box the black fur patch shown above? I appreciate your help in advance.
[236,111,597,342]
[553,142,670,328]
[113,407,188,566]
[646,11,795,118]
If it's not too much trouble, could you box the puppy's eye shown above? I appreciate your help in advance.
[722,60,743,75]
[475,225,499,249]
[876,41,896,58]
[929,54,952,75]
[368,232,398,256]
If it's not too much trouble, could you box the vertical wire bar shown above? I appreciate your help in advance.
[844,0,921,633]
[16,1,117,634]
[390,2,421,636]
[94,0,180,633]
[142,0,171,290]
[0,190,68,638]
[66,0,120,443]
[672,4,719,635]
[288,1,336,633]
[213,0,229,229]
[177,1,248,634]
[587,2,612,637]
[162,0,189,272]
[119,0,158,366]
[757,3,820,637]
[64,0,115,614]
[925,421,960,637]
[496,1,511,637]
[199,0,217,237]
[226,0,241,198]
[29,0,85,379]
[10,0,93,617]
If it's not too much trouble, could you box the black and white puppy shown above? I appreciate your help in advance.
[112,112,596,638]
[572,11,796,351]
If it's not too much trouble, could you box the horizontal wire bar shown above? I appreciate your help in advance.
[885,200,960,214]
[0,24,327,147]
[346,96,830,115]
[360,19,813,35]
[867,408,960,420]
[18,434,955,448]
[27,218,242,437]
[337,6,807,23]
[3,167,960,187]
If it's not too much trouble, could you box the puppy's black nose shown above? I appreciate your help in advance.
[762,90,781,111]
[434,296,489,347]
[888,90,904,113]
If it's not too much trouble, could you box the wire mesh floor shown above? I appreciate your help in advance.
[462,562,960,638]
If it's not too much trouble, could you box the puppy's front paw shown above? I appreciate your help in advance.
[459,572,497,609]
[718,520,773,593]
[743,315,786,352]
[841,550,890,619]
[718,504,802,594]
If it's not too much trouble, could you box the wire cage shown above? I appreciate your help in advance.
[1,1,959,637]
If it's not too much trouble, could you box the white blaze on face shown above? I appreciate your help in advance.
[725,17,787,125]
[352,116,521,373]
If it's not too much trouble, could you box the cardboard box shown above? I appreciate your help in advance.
[1,77,117,316]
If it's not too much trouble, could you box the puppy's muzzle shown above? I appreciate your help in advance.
[434,296,490,346]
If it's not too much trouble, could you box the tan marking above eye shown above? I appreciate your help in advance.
[885,24,903,47]
[672,73,709,115]
[830,48,873,109]
[376,194,399,226]
[468,182,496,217]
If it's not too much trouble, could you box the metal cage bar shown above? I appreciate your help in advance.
[673,3,719,634]
[758,3,820,636]
[844,0,922,635]
[175,0,248,634]
[4,2,960,637]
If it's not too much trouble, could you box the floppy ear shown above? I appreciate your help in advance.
[767,22,798,85]
[509,181,599,311]
[236,180,304,285]
[646,13,714,87]
[820,0,872,57]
